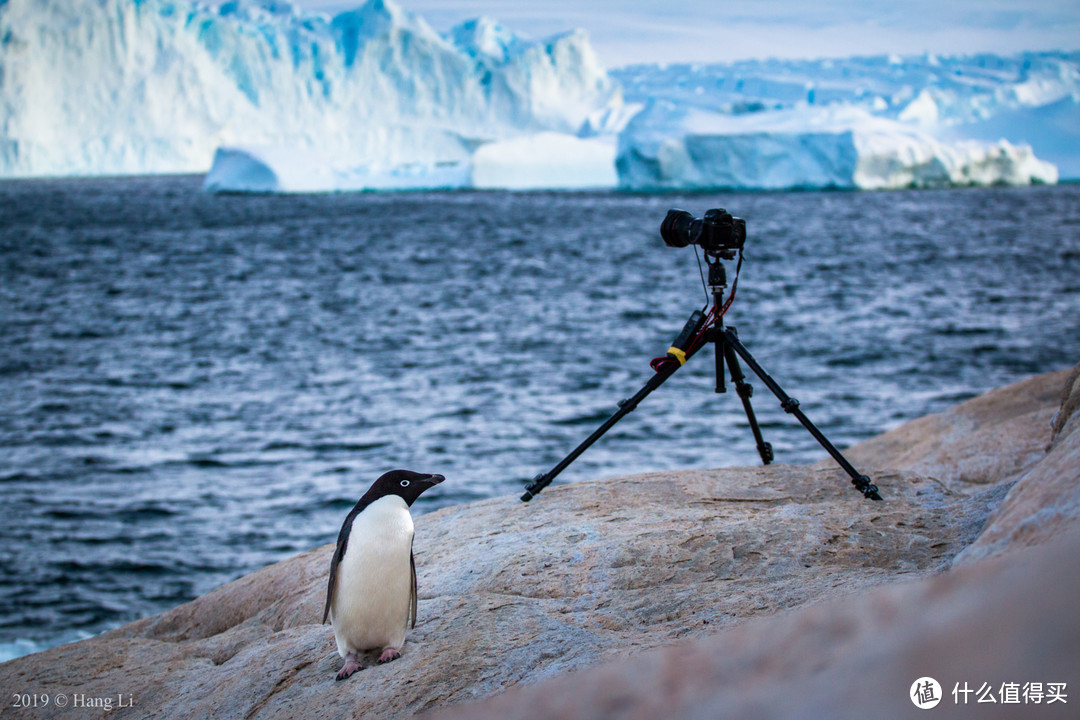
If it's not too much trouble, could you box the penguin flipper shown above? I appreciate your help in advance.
[323,525,351,624]
[409,547,418,630]
[323,548,340,625]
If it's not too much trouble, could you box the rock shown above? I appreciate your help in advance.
[836,367,1071,488]
[0,466,984,720]
[425,531,1080,720]
[425,362,1080,720]
[1,364,1076,720]
[953,362,1080,566]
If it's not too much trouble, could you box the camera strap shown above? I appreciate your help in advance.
[649,249,743,375]
[720,250,744,316]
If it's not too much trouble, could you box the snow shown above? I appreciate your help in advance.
[0,0,1076,191]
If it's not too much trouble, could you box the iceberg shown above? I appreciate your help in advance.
[617,102,1057,191]
[202,133,617,193]
[612,53,1078,190]
[1,0,1075,191]
[0,0,619,179]
[201,146,471,193]
[203,147,343,194]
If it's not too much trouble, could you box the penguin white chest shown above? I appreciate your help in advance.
[330,495,414,656]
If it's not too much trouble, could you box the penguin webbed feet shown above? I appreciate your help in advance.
[334,648,402,680]
[335,652,363,681]
[377,647,401,664]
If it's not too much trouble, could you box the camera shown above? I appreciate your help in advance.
[660,208,746,258]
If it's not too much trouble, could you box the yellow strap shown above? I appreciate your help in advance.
[667,347,687,366]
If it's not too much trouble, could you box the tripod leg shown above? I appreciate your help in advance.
[720,330,773,465]
[521,363,675,501]
[721,328,881,501]
[522,310,708,502]
[714,326,726,393]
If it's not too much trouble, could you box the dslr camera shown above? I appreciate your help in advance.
[660,208,746,259]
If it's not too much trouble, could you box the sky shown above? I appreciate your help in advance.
[291,0,1080,68]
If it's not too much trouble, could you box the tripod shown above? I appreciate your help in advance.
[521,252,881,503]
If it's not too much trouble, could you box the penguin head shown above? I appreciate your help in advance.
[371,469,445,507]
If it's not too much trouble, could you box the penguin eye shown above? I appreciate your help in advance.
[399,480,410,487]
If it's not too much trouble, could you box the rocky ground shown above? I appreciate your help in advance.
[1,364,1076,720]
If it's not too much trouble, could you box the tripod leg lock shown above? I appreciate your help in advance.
[736,383,753,400]
[781,398,800,413]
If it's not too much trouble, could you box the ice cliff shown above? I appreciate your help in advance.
[0,0,1076,191]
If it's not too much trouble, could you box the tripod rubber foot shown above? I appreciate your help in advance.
[853,475,882,501]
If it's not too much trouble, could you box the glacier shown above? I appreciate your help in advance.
[0,0,1077,192]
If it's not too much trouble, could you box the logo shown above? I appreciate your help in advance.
[911,677,943,709]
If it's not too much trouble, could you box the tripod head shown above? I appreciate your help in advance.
[707,257,728,293]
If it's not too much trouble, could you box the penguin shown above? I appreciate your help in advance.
[323,469,445,680]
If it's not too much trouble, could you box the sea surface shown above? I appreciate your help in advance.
[1,177,1078,659]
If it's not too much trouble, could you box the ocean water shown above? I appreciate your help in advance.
[1,177,1078,660]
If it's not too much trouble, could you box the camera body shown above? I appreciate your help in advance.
[660,208,746,259]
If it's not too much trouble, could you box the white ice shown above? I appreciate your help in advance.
[1,0,1075,191]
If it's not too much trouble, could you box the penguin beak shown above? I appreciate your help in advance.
[425,474,445,485]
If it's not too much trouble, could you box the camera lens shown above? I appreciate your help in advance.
[660,209,695,248]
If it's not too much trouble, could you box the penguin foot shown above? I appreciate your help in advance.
[377,648,401,664]
[336,652,363,681]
